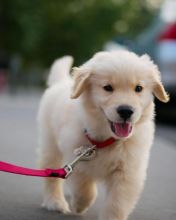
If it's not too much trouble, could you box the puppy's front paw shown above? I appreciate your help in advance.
[70,198,90,215]
[42,197,70,214]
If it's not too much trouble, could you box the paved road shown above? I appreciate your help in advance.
[0,91,176,220]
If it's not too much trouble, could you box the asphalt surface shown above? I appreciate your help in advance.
[0,91,176,220]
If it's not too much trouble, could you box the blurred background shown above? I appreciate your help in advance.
[0,0,176,122]
[0,1,176,220]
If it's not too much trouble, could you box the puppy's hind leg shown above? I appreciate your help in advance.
[38,130,70,214]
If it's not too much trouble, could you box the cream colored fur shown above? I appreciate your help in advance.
[38,51,169,220]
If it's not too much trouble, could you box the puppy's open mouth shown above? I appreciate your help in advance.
[110,121,132,138]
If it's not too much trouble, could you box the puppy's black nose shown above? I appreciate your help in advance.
[117,105,134,120]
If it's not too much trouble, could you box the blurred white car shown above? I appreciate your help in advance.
[157,23,176,89]
[156,22,176,122]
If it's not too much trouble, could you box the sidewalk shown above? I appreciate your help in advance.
[0,93,176,220]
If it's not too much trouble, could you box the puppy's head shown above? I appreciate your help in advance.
[71,51,169,139]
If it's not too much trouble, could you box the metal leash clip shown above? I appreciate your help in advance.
[63,145,96,178]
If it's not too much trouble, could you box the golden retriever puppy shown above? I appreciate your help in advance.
[38,51,169,220]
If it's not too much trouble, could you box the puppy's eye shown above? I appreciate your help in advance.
[135,85,143,93]
[103,85,113,92]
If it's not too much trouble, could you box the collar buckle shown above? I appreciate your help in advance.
[74,145,96,161]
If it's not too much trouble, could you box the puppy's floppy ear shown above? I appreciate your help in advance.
[153,81,169,103]
[71,67,91,99]
[140,54,169,103]
[151,64,169,103]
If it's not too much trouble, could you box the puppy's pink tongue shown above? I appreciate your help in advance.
[114,122,132,137]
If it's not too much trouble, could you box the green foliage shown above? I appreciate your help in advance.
[0,0,156,66]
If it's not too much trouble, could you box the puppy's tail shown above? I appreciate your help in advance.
[47,56,74,87]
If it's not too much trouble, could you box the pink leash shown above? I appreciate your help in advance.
[0,133,116,179]
[0,161,67,178]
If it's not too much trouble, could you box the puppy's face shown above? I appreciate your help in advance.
[71,51,169,139]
